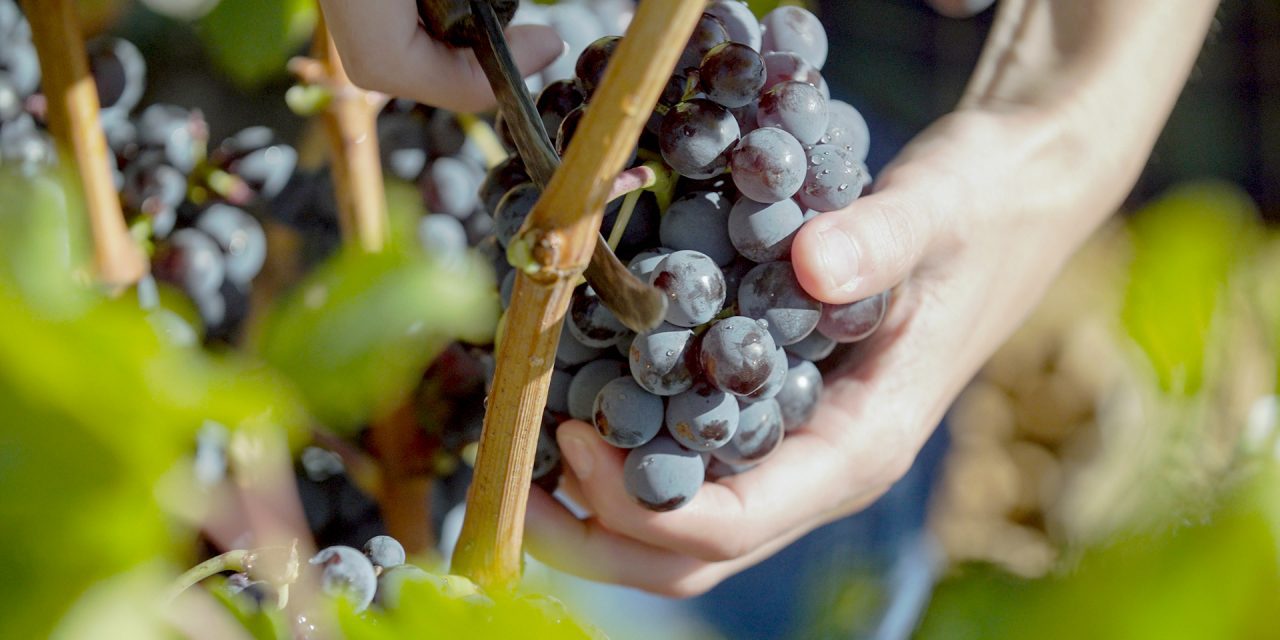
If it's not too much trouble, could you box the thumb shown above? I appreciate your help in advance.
[792,184,939,305]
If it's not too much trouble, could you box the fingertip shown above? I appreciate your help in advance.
[505,24,567,77]
[793,211,863,305]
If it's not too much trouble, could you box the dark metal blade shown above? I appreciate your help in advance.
[466,0,667,332]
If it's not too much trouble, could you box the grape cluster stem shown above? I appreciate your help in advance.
[450,0,707,590]
[23,0,147,288]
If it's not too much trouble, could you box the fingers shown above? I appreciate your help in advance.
[925,0,997,18]
[553,419,847,563]
[318,0,564,112]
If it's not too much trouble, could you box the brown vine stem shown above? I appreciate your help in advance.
[23,0,146,287]
[450,0,705,589]
[307,13,388,252]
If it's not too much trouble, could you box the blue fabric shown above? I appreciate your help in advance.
[688,421,950,640]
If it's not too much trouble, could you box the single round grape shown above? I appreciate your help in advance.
[568,286,630,348]
[666,383,740,451]
[762,51,822,94]
[659,191,736,266]
[712,398,784,465]
[421,157,482,219]
[699,43,766,109]
[623,436,705,511]
[363,535,406,569]
[728,196,805,262]
[232,142,299,201]
[629,323,697,396]
[700,316,780,397]
[797,144,866,212]
[574,36,621,97]
[86,37,145,119]
[705,0,762,50]
[731,127,807,203]
[737,261,822,345]
[659,99,740,180]
[602,191,660,259]
[556,319,606,368]
[593,377,664,449]
[786,330,837,362]
[776,356,823,431]
[761,6,829,69]
[195,204,267,285]
[757,81,828,145]
[628,248,674,281]
[417,213,468,267]
[821,100,871,163]
[706,457,758,482]
[818,290,889,343]
[648,250,727,328]
[476,236,511,282]
[493,182,540,248]
[376,104,430,181]
[479,156,529,215]
[555,104,585,157]
[568,359,628,422]
[310,546,378,613]
[153,228,225,295]
[3,39,39,97]
[0,77,21,123]
[137,104,205,173]
[533,414,561,483]
[547,368,572,415]
[121,157,186,215]
[743,341,788,403]
[678,12,730,72]
[536,79,585,143]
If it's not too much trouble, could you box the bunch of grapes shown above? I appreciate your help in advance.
[483,1,887,512]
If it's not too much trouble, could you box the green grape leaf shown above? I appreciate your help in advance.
[1121,182,1261,395]
[256,247,499,431]
[198,0,316,86]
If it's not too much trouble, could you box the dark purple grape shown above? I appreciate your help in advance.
[494,183,540,248]
[480,156,529,215]
[568,286,630,348]
[0,76,21,123]
[153,228,225,295]
[762,51,822,93]
[421,156,482,219]
[821,100,871,163]
[594,377,664,449]
[731,101,758,136]
[536,79,585,141]
[786,330,837,362]
[760,6,829,69]
[700,316,779,397]
[137,104,207,174]
[728,196,805,262]
[629,323,697,396]
[738,261,822,346]
[659,191,736,266]
[417,213,468,267]
[623,435,704,511]
[121,155,186,226]
[425,107,466,157]
[1,39,38,97]
[310,546,377,613]
[195,204,266,284]
[648,250,727,328]
[499,269,517,308]
[555,105,585,157]
[720,256,755,308]
[666,383,739,452]
[601,191,660,259]
[86,37,145,120]
[706,457,758,481]
[627,248,673,282]
[568,359,629,422]
[731,127,806,203]
[757,81,828,145]
[776,356,823,431]
[574,36,621,97]
[705,0,762,50]
[818,290,889,343]
[547,368,572,415]
[533,413,562,487]
[556,318,606,368]
[362,536,406,569]
[678,12,730,72]
[376,101,430,181]
[742,341,788,402]
[659,99,740,180]
[798,144,866,212]
[476,236,512,281]
[712,398,784,465]
[699,43,766,109]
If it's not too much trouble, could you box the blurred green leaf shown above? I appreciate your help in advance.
[917,471,1280,640]
[198,0,316,86]
[1121,182,1261,395]
[256,246,499,431]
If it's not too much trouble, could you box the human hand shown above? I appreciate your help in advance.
[316,0,565,112]
[523,0,1220,597]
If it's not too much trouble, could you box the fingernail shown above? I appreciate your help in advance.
[817,225,861,294]
[559,433,593,480]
